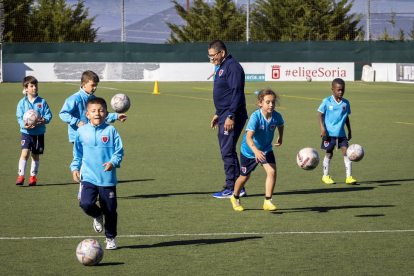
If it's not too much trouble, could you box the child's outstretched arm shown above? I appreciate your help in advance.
[274,125,284,146]
[345,116,352,141]
[106,113,127,123]
[70,132,83,181]
[246,130,266,163]
[318,112,327,139]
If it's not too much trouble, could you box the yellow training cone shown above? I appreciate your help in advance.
[152,80,161,94]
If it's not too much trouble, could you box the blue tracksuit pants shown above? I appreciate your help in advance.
[79,181,118,239]
[217,120,246,190]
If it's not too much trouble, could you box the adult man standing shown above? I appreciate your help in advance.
[208,40,248,198]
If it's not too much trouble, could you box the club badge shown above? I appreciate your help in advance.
[324,141,329,147]
[270,125,276,130]
[241,167,247,173]
[219,69,224,76]
[21,140,25,146]
[101,136,109,144]
[37,104,42,108]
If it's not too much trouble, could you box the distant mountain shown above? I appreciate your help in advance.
[97,6,185,44]
[97,5,414,43]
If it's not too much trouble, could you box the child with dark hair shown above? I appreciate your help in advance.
[71,97,124,250]
[15,76,52,186]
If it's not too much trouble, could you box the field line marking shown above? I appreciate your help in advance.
[396,122,414,125]
[1,230,414,240]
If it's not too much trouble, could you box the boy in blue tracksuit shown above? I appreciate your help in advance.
[15,76,52,186]
[60,70,127,199]
[70,97,123,250]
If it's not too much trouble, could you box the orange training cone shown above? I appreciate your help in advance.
[152,80,161,94]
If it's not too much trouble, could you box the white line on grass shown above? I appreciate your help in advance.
[1,230,414,240]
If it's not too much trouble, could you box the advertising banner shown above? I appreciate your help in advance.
[396,63,414,82]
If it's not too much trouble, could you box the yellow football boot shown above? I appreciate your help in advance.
[230,195,244,211]
[322,175,335,184]
[346,176,357,184]
[263,199,277,211]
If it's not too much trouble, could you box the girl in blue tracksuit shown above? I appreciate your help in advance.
[15,76,52,186]
[70,97,123,250]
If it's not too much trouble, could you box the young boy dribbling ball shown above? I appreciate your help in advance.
[70,97,124,250]
[15,76,52,186]
[318,78,356,185]
[230,88,284,211]
[59,70,127,200]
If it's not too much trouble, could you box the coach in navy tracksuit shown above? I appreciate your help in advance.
[208,40,248,198]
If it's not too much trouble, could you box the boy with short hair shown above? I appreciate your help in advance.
[16,76,52,186]
[71,97,124,250]
[60,70,127,199]
[318,78,356,185]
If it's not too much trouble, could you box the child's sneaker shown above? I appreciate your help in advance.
[346,176,357,184]
[240,188,247,197]
[322,175,335,184]
[93,214,104,233]
[105,238,117,250]
[263,199,277,211]
[230,195,244,211]
[15,175,25,186]
[28,176,37,186]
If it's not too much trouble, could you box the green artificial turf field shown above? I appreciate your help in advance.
[0,80,413,275]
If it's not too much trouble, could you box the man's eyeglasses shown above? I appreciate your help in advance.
[207,50,222,59]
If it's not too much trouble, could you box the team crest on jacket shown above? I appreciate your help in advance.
[342,106,346,111]
[37,104,42,108]
[324,141,329,147]
[270,125,276,130]
[219,69,224,76]
[101,136,109,144]
[241,167,247,173]
[21,140,25,146]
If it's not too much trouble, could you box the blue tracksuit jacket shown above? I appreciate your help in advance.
[213,54,248,124]
[16,94,52,135]
[70,123,124,187]
[59,87,119,142]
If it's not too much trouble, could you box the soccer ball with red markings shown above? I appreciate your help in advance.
[297,147,319,170]
[23,110,39,126]
[76,239,104,266]
[111,93,130,113]
[347,144,364,162]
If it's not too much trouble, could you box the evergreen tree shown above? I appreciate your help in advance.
[3,0,98,42]
[409,22,414,40]
[250,0,362,41]
[166,0,246,43]
[2,0,33,42]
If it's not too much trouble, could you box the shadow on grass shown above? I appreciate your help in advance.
[358,179,414,185]
[118,191,216,199]
[245,186,375,198]
[355,214,385,217]
[97,262,125,266]
[277,204,394,213]
[118,236,262,250]
[20,179,155,187]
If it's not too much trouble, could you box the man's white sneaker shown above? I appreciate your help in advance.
[93,214,103,233]
[105,238,117,250]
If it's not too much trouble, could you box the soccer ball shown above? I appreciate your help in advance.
[111,93,130,113]
[23,110,40,126]
[306,76,312,82]
[76,239,104,266]
[297,147,319,170]
[347,144,364,162]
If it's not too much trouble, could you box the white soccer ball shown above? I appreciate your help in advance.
[297,147,319,170]
[76,239,104,266]
[347,144,364,162]
[23,110,40,126]
[111,93,130,113]
[306,76,312,82]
